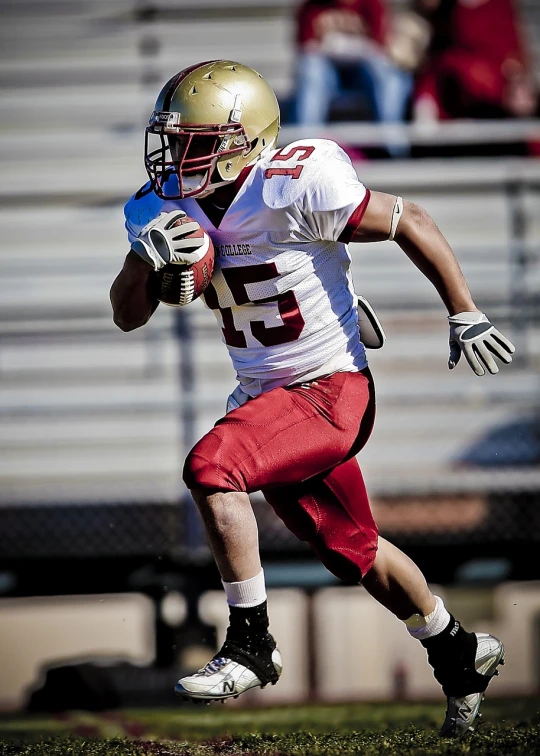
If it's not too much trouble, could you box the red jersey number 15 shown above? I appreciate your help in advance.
[204,263,305,348]
[264,145,315,180]
[204,145,315,349]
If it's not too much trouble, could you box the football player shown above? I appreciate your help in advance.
[111,60,514,737]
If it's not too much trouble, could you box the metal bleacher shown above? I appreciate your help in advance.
[1,0,540,522]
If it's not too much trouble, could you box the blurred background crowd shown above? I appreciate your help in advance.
[0,0,539,715]
[292,0,539,130]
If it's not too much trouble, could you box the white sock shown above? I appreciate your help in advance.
[405,595,451,641]
[222,570,267,608]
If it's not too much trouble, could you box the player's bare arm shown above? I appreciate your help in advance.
[354,191,476,315]
[354,191,515,376]
[110,250,157,332]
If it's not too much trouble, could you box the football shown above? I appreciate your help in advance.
[150,215,215,307]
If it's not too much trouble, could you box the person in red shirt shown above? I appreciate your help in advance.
[294,0,413,130]
[414,0,538,121]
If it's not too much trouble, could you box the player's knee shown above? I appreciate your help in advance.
[182,431,246,492]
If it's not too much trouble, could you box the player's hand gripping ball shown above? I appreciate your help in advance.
[133,210,214,306]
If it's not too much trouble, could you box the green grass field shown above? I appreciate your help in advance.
[1,699,539,756]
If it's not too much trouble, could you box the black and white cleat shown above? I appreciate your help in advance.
[440,634,505,738]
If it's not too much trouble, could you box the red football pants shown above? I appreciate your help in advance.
[183,369,378,580]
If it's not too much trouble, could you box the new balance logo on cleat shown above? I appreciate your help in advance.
[223,680,235,694]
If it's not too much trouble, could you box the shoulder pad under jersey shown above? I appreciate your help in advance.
[261,139,352,210]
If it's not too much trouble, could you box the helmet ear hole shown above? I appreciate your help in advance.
[246,137,258,155]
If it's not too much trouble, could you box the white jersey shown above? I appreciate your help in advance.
[125,139,370,397]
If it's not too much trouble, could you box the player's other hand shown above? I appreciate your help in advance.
[448,311,515,376]
[132,210,207,271]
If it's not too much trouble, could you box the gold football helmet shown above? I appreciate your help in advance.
[145,60,281,199]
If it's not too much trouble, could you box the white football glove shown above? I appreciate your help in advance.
[132,210,208,271]
[448,311,515,376]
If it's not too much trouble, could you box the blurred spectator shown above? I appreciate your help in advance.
[413,0,539,122]
[293,0,414,126]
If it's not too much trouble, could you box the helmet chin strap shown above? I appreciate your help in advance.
[181,172,209,195]
[187,170,235,198]
[207,177,236,192]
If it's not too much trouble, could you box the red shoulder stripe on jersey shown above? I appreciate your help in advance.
[234,164,254,193]
[337,189,372,244]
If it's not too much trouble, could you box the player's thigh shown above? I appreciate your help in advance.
[183,370,374,493]
[263,457,378,580]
